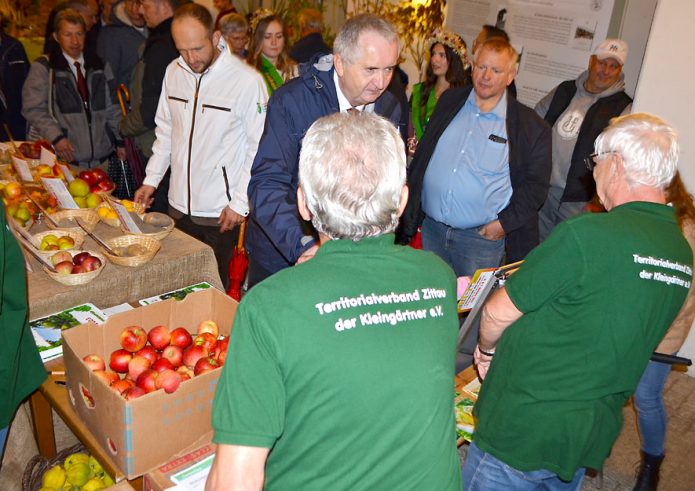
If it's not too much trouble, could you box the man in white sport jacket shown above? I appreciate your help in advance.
[134,3,267,288]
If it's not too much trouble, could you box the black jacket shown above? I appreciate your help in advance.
[543,80,632,202]
[398,85,552,262]
[289,32,330,64]
[140,17,178,129]
[0,33,29,140]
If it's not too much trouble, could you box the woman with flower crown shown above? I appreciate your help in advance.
[408,30,471,154]
[247,9,298,96]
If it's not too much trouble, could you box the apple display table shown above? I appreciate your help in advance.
[26,223,223,319]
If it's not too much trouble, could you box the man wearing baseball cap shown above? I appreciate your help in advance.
[535,38,632,240]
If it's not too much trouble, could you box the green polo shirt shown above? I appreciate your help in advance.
[474,202,692,480]
[1,202,47,428]
[213,234,461,490]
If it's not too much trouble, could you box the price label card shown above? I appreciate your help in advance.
[41,177,78,209]
[12,156,34,182]
[40,146,57,166]
[57,163,74,183]
[109,199,142,233]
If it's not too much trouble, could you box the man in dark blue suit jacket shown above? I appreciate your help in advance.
[246,14,408,287]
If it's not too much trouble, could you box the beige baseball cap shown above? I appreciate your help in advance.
[593,39,628,65]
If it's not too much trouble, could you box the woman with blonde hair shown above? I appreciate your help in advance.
[247,9,297,96]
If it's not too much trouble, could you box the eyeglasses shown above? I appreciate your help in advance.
[584,151,619,171]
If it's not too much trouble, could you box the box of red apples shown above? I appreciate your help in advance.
[62,288,238,480]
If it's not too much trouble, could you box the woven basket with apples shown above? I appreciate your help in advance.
[45,250,106,286]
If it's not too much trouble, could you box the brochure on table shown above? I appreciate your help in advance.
[31,303,107,362]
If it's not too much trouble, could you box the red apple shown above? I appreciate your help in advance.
[72,251,91,265]
[136,345,158,365]
[183,345,208,369]
[170,327,192,349]
[19,142,34,159]
[97,179,115,192]
[120,326,147,352]
[82,256,102,272]
[136,369,159,393]
[91,168,108,183]
[176,365,194,380]
[54,260,74,275]
[213,336,230,366]
[151,358,174,373]
[194,356,219,376]
[197,320,219,338]
[148,325,171,350]
[193,332,217,352]
[155,369,182,394]
[124,386,146,400]
[128,355,152,381]
[161,345,183,367]
[71,264,85,274]
[93,370,119,386]
[82,354,105,371]
[110,378,134,394]
[109,349,133,373]
[78,169,98,186]
[36,139,52,150]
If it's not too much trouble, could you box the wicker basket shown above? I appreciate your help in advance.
[32,229,85,259]
[22,442,86,491]
[46,208,99,233]
[121,211,174,241]
[103,234,161,267]
[44,250,106,285]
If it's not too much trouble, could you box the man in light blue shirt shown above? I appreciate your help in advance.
[420,41,517,278]
[399,39,551,369]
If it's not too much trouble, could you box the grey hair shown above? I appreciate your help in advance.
[219,12,247,35]
[298,112,406,240]
[333,13,398,64]
[594,112,679,190]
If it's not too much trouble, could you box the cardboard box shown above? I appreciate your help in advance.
[143,443,216,491]
[107,481,136,490]
[63,288,237,479]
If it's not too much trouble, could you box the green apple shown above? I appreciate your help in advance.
[14,207,31,224]
[68,178,90,198]
[74,196,88,208]
[85,192,102,208]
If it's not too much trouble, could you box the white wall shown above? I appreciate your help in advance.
[632,0,695,374]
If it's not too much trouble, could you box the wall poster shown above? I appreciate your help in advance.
[447,0,616,107]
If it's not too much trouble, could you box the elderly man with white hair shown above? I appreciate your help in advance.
[463,113,692,490]
[206,112,461,490]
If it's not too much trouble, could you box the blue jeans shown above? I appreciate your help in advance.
[0,426,7,458]
[421,216,505,277]
[634,359,672,456]
[462,442,585,491]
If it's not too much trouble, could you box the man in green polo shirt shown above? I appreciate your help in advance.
[463,113,692,490]
[206,112,461,490]
[1,201,47,458]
